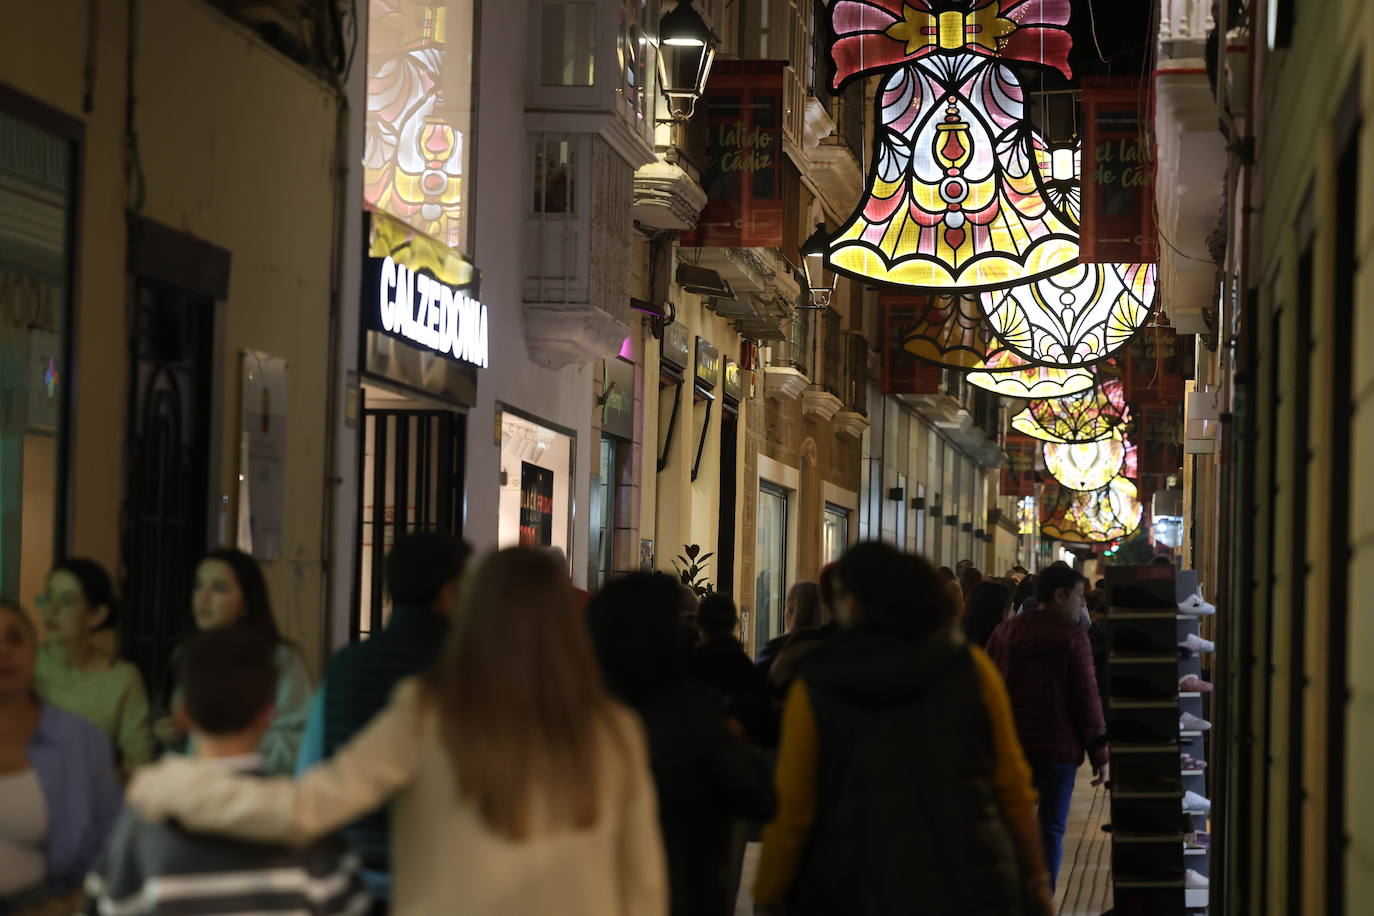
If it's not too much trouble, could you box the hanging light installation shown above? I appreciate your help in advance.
[885,292,1019,371]
[966,349,1096,399]
[980,261,1157,367]
[1010,377,1129,442]
[822,0,1079,292]
[1043,433,1126,492]
[1040,476,1144,542]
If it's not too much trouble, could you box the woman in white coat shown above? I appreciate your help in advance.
[128,548,667,916]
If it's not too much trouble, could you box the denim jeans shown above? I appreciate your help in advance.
[1030,761,1080,891]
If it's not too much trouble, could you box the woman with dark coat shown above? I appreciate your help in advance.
[589,574,777,916]
[753,544,1053,916]
[964,580,1013,648]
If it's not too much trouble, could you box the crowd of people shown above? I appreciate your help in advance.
[0,537,1112,915]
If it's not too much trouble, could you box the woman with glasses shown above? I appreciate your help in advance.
[34,558,153,776]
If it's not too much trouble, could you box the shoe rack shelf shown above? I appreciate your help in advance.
[1104,566,1213,915]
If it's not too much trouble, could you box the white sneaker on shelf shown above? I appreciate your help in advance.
[1182,790,1211,814]
[1180,633,1216,654]
[1180,712,1212,731]
[1185,868,1210,889]
[1178,592,1217,616]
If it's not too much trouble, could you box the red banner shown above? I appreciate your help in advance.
[1080,83,1157,263]
[680,61,786,247]
[1001,433,1040,497]
[880,301,942,394]
[1123,327,1184,404]
[1134,403,1184,475]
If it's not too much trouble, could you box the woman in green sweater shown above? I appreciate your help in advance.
[35,557,154,776]
[154,549,313,775]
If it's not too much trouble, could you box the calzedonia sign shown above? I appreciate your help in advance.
[363,211,489,368]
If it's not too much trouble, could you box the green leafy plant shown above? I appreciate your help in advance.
[673,544,714,598]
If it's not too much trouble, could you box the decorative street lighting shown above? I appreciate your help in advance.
[657,0,717,121]
[800,222,837,308]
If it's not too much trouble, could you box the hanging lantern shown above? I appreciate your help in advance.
[821,0,1079,292]
[1041,476,1144,543]
[800,223,838,308]
[980,262,1157,368]
[657,0,718,121]
[883,292,1016,371]
[966,350,1096,399]
[1011,377,1129,443]
[1043,434,1126,492]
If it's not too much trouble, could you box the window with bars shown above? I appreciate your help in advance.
[532,136,576,213]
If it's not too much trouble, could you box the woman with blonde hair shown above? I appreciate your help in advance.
[127,548,667,915]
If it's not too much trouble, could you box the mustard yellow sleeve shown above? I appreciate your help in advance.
[752,678,818,907]
[970,645,1037,824]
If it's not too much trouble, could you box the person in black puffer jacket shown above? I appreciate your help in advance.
[753,543,1054,916]
[588,574,777,916]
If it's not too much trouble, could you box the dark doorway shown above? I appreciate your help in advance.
[121,278,215,704]
[355,405,465,639]
[716,406,739,594]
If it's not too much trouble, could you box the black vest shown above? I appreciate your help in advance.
[322,603,448,876]
[791,631,1022,916]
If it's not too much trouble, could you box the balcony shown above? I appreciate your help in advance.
[834,330,870,440]
[763,310,811,402]
[1154,0,1230,335]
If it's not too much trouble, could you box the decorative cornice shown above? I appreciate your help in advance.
[522,302,629,371]
[764,366,808,402]
[833,410,869,441]
[632,159,708,231]
[801,386,844,423]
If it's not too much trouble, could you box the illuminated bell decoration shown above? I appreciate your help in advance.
[1041,476,1144,543]
[1011,378,1129,443]
[1044,434,1126,492]
[966,350,1095,399]
[980,262,1157,368]
[889,292,1020,370]
[823,0,1079,291]
[657,0,718,121]
[801,223,838,308]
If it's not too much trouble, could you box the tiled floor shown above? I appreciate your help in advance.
[733,762,1113,915]
[1054,763,1114,915]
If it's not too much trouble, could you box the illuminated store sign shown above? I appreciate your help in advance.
[376,256,488,368]
[363,210,488,369]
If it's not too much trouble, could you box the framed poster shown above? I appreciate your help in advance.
[518,462,555,546]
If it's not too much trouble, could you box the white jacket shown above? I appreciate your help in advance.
[127,679,668,916]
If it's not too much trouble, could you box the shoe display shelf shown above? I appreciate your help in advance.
[1177,570,1211,913]
[1105,566,1189,916]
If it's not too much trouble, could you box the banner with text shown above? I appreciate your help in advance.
[1080,84,1157,263]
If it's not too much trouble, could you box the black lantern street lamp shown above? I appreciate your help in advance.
[800,222,837,308]
[657,0,717,121]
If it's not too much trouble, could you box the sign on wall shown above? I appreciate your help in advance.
[1080,84,1157,263]
[602,358,636,440]
[239,352,288,560]
[695,337,719,390]
[1000,433,1040,497]
[362,210,489,368]
[681,61,786,248]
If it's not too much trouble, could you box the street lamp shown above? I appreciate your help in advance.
[657,0,717,121]
[800,222,837,308]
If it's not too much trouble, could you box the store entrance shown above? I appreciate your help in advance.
[355,383,465,640]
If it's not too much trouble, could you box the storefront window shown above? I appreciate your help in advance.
[823,503,849,564]
[365,0,477,252]
[498,410,574,556]
[0,109,72,610]
[755,482,789,652]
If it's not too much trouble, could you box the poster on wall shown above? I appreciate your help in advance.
[680,61,786,248]
[238,351,288,560]
[518,462,555,547]
[1080,83,1157,263]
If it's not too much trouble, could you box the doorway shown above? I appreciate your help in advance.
[355,383,466,639]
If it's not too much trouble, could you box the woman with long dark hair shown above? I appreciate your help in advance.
[753,543,1053,916]
[154,549,312,774]
[34,557,153,774]
[126,548,667,914]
